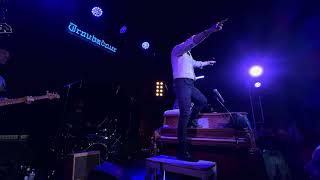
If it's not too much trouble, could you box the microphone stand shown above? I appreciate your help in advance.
[64,85,71,113]
[215,97,233,120]
[63,80,82,112]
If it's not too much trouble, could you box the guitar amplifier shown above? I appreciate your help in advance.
[64,151,100,180]
[0,134,29,142]
[0,134,31,162]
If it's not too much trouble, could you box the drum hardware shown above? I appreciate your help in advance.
[51,116,122,162]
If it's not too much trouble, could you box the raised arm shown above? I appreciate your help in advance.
[172,20,224,56]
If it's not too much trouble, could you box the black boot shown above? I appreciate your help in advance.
[187,119,199,128]
[188,111,200,128]
[176,142,198,162]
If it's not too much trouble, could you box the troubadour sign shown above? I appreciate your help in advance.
[67,22,117,54]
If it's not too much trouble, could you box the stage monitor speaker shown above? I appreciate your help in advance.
[262,150,291,180]
[65,151,100,180]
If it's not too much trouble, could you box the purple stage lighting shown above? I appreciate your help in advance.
[92,7,103,17]
[142,42,150,50]
[254,82,262,88]
[120,26,127,34]
[249,65,263,77]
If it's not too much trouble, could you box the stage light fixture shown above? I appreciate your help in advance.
[155,81,165,97]
[249,65,263,77]
[142,42,150,50]
[92,7,103,17]
[120,26,127,34]
[254,82,262,88]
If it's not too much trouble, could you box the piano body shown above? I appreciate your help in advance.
[156,109,266,180]
[160,110,255,149]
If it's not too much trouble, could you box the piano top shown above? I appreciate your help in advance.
[164,110,248,117]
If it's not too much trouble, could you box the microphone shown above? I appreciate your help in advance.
[213,89,225,104]
[115,85,120,95]
[195,75,205,80]
[164,84,168,91]
[63,80,81,88]
[220,18,229,24]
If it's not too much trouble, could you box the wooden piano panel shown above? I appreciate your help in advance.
[160,128,249,138]
[163,112,248,129]
[159,111,256,149]
[158,128,253,149]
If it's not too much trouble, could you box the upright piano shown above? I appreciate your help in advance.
[155,109,266,180]
[158,109,256,149]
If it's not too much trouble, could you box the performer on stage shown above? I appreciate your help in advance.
[171,20,225,161]
[0,48,33,103]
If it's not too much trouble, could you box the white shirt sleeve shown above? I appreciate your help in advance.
[192,59,206,69]
[171,36,196,56]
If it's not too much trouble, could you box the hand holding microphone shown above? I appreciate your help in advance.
[219,18,229,24]
[213,18,228,32]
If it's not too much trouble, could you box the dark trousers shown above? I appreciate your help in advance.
[173,78,207,143]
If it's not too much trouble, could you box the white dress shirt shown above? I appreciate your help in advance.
[171,36,206,80]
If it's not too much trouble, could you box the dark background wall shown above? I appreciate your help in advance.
[0,0,319,139]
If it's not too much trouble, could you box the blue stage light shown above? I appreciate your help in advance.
[92,7,103,17]
[254,82,262,88]
[120,26,127,34]
[142,42,150,50]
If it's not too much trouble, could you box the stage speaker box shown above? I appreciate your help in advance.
[65,151,100,180]
[262,150,291,180]
[0,135,31,162]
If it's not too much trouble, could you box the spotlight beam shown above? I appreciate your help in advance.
[249,65,263,77]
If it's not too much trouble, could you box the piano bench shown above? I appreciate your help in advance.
[145,155,217,180]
